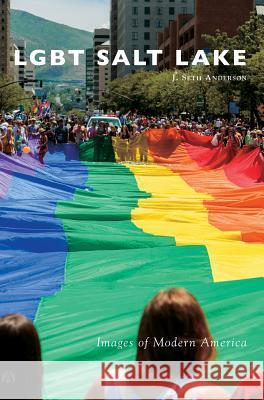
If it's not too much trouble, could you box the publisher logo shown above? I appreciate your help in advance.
[101,361,263,399]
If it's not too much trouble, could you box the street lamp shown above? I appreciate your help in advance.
[103,89,134,102]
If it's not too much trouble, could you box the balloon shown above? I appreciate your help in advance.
[23,146,31,154]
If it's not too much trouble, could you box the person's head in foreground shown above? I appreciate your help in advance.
[136,288,216,361]
[0,314,41,361]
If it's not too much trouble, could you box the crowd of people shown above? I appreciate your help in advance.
[0,112,151,163]
[122,114,264,152]
[0,114,75,164]
[0,112,264,165]
[178,117,264,151]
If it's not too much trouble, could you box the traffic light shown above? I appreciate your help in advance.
[39,80,43,88]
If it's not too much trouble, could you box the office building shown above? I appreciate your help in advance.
[0,0,11,75]
[93,28,110,106]
[9,40,19,81]
[98,40,110,105]
[110,0,118,80]
[110,0,195,78]
[157,14,192,70]
[85,48,94,111]
[158,0,257,70]
[16,39,26,86]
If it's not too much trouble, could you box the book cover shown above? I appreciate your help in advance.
[0,0,263,399]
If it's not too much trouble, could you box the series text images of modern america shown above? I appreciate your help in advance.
[15,49,247,67]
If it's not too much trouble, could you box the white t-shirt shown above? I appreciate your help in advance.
[211,132,222,147]
[215,119,222,128]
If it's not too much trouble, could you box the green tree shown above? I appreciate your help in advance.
[105,70,157,114]
[67,108,85,120]
[0,75,28,112]
[204,13,264,125]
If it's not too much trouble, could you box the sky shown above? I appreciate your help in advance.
[11,0,110,31]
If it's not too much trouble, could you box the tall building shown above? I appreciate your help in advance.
[158,0,257,70]
[9,40,19,81]
[16,39,26,86]
[110,0,195,78]
[97,40,110,105]
[110,0,118,80]
[85,48,94,112]
[93,28,110,107]
[0,0,11,76]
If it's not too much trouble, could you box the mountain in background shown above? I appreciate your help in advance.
[11,10,93,82]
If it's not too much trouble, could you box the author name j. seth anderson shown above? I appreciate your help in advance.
[172,74,248,82]
[97,337,247,350]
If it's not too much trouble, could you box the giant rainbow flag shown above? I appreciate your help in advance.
[0,130,263,362]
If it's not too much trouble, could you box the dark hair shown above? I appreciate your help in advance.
[0,314,41,361]
[136,288,216,362]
